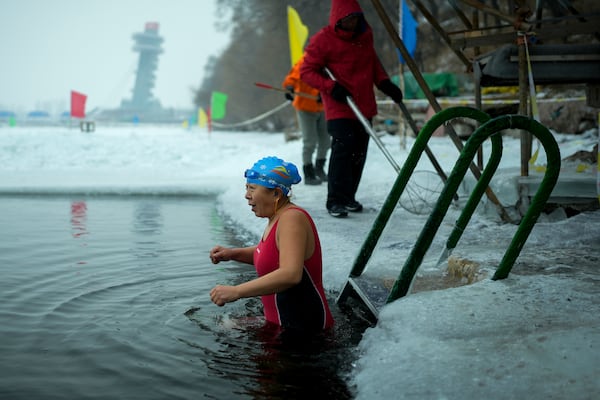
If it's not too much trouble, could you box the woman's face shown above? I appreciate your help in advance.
[338,14,360,32]
[245,184,277,218]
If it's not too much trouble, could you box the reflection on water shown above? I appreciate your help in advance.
[70,200,88,265]
[133,201,163,235]
[0,196,365,399]
[131,201,164,264]
[70,201,88,238]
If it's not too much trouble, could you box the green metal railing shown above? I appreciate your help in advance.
[337,106,561,310]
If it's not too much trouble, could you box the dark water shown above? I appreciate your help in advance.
[0,196,365,399]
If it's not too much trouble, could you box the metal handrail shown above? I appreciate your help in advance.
[336,107,561,313]
[343,107,491,280]
[387,113,560,302]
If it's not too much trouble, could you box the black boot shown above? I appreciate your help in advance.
[315,159,328,182]
[303,164,322,185]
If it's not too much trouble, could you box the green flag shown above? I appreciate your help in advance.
[210,91,228,120]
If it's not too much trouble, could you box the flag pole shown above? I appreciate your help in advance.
[207,108,212,134]
[398,0,406,149]
[254,82,319,100]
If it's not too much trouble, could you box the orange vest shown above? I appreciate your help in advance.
[282,56,324,113]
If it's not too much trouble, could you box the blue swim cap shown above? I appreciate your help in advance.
[244,156,302,196]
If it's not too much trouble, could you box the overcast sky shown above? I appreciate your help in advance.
[0,0,230,113]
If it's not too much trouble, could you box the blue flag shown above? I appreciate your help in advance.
[398,1,418,64]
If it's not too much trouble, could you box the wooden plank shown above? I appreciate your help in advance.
[519,174,598,200]
[449,18,600,50]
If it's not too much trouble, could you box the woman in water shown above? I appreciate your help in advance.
[209,156,334,332]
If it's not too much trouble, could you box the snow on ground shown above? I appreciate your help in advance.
[1,123,599,399]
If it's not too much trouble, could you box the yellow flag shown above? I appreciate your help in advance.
[287,6,308,66]
[198,107,207,128]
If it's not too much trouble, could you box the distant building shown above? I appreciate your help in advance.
[96,22,186,123]
[121,22,163,111]
[25,110,52,124]
[0,110,17,126]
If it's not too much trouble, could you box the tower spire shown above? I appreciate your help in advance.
[123,22,164,110]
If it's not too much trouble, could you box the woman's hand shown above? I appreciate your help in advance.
[209,285,240,306]
[209,245,256,265]
[209,245,229,264]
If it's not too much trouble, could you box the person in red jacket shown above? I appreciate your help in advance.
[300,0,403,218]
[282,55,330,186]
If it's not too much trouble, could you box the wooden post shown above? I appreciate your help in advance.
[518,35,531,177]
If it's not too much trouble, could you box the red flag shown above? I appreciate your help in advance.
[70,90,87,118]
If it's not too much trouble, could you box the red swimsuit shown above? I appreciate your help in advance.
[253,207,334,331]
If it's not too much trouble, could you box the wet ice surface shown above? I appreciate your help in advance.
[355,275,599,399]
[346,210,600,399]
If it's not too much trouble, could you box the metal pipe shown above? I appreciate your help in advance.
[324,67,402,173]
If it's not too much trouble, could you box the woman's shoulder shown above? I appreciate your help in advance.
[284,205,309,217]
[279,206,312,225]
[277,207,316,242]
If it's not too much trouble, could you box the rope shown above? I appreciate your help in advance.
[520,32,540,122]
[376,96,586,107]
[519,31,544,170]
[212,101,291,129]
[211,89,582,132]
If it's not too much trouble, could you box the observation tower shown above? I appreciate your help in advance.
[122,22,164,110]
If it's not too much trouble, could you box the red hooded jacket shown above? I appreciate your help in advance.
[300,0,390,121]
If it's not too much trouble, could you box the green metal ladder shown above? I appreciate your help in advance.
[336,107,561,322]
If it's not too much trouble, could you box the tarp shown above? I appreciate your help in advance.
[479,44,600,87]
[393,72,459,99]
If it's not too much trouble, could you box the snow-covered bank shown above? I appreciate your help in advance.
[1,125,599,399]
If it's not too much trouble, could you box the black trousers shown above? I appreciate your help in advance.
[326,118,370,209]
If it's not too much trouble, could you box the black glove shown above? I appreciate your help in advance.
[284,86,294,102]
[379,79,403,104]
[316,93,322,103]
[330,82,351,103]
